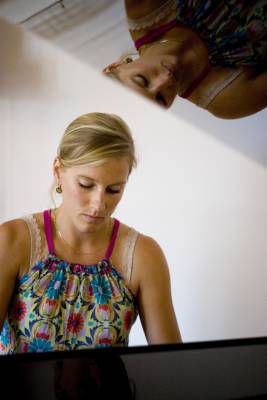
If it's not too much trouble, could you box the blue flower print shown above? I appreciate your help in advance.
[0,321,10,347]
[28,338,53,352]
[46,268,66,300]
[91,275,112,305]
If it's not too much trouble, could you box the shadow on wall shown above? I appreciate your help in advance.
[0,17,52,99]
[171,97,267,168]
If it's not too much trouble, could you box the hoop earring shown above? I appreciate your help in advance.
[56,184,62,194]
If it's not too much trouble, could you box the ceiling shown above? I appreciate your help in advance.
[0,0,132,70]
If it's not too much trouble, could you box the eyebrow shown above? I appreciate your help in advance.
[129,78,155,100]
[77,175,127,185]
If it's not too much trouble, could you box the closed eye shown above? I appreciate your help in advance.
[79,183,93,189]
[132,74,149,88]
[106,187,121,194]
[79,183,121,194]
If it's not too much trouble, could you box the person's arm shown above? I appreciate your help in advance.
[206,68,267,119]
[133,234,182,344]
[0,221,24,331]
[124,0,175,42]
[124,0,166,19]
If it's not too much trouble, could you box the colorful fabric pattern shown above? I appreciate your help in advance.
[0,213,138,354]
[175,0,267,67]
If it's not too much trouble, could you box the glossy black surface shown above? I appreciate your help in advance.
[0,337,267,399]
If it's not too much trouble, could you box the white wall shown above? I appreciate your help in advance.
[1,17,267,345]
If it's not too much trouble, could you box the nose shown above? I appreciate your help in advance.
[149,71,177,107]
[90,189,106,215]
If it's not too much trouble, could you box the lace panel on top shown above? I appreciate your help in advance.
[21,215,48,269]
[195,68,243,108]
[122,228,139,284]
[127,0,178,31]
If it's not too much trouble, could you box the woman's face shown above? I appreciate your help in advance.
[115,49,180,108]
[54,157,130,233]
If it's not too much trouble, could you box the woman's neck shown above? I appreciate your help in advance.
[52,207,112,253]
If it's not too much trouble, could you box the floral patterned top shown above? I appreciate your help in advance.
[174,0,267,68]
[134,0,267,68]
[0,210,139,354]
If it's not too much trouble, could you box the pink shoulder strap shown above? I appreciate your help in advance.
[43,209,55,254]
[134,19,177,50]
[105,219,120,261]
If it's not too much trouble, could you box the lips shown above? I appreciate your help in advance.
[83,214,105,221]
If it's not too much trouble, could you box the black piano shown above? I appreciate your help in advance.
[0,337,266,399]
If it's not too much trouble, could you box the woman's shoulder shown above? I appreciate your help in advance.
[205,67,267,118]
[135,232,167,264]
[117,220,138,236]
[189,66,267,118]
[126,0,178,40]
[116,222,169,293]
[0,218,30,275]
[0,217,29,243]
[118,221,166,264]
[1,211,44,236]
[0,212,44,266]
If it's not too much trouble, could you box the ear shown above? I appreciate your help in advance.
[53,157,61,183]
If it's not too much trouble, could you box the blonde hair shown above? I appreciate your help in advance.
[57,112,137,173]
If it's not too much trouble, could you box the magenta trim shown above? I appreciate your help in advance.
[43,209,55,254]
[105,219,120,260]
[134,19,178,50]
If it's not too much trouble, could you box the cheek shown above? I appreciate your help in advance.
[108,194,123,210]
[63,183,85,205]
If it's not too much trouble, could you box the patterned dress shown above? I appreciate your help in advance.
[175,0,267,67]
[134,0,267,67]
[0,210,139,354]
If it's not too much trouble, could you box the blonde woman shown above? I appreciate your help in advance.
[0,112,181,354]
[104,0,267,119]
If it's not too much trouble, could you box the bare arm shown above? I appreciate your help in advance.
[0,221,26,331]
[133,234,182,344]
[124,0,174,42]
[124,0,166,19]
[207,68,267,119]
